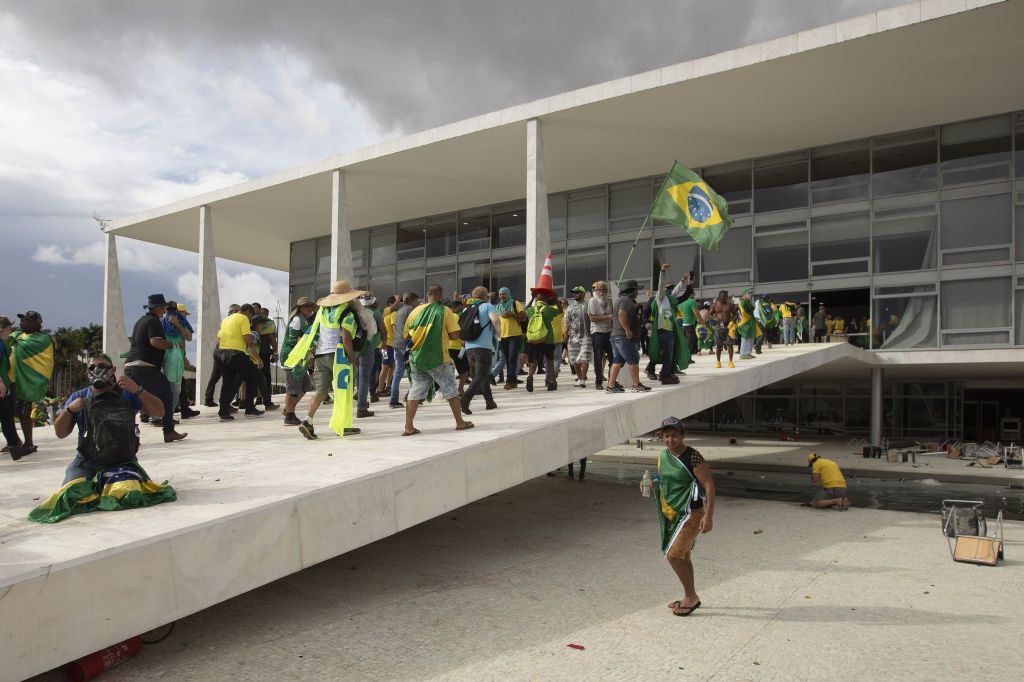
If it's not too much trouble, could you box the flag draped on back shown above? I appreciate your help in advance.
[9,331,54,403]
[407,303,447,371]
[654,449,705,555]
[28,462,176,524]
[649,162,732,251]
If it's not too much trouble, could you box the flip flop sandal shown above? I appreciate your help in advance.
[402,428,421,437]
[672,601,701,617]
[668,600,684,610]
[455,422,475,431]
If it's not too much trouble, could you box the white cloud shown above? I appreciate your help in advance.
[31,239,191,272]
[175,267,289,319]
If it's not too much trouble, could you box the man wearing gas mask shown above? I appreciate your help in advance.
[53,352,164,484]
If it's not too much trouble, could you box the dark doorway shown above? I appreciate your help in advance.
[810,287,870,347]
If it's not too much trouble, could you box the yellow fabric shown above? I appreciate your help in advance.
[499,301,524,338]
[812,458,846,488]
[825,319,835,335]
[217,313,252,352]
[552,310,563,341]
[449,336,463,350]
[665,181,724,229]
[21,345,55,378]
[406,303,460,363]
[834,319,846,334]
[382,311,395,345]
[781,303,794,319]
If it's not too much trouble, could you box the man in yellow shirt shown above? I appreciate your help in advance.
[805,453,849,510]
[215,303,265,421]
[402,284,473,436]
[377,296,397,397]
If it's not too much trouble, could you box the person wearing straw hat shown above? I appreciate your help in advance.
[284,280,365,439]
[280,297,315,426]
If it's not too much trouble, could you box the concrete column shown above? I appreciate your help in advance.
[196,205,221,403]
[870,366,884,447]
[525,119,550,301]
[101,232,129,371]
[331,169,353,284]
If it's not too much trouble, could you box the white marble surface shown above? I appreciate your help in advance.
[0,343,871,680]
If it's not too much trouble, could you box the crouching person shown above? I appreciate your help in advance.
[28,353,176,523]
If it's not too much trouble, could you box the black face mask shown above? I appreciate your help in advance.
[88,365,114,390]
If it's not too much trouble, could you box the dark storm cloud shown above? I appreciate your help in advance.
[2,0,908,135]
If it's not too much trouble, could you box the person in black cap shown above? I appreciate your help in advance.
[123,294,187,443]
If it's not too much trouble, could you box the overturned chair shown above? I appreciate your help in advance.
[942,499,1004,567]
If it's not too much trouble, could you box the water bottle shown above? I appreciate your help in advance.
[641,470,652,497]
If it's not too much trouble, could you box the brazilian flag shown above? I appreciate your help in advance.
[649,162,732,251]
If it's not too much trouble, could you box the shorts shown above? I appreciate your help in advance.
[408,363,459,401]
[526,342,553,364]
[285,367,313,396]
[713,320,732,347]
[312,353,336,397]
[610,335,640,366]
[382,347,394,366]
[449,349,470,375]
[567,337,593,364]
[666,507,705,561]
[813,487,847,501]
[14,399,36,419]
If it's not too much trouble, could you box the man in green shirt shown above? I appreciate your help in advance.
[524,291,561,392]
[676,289,700,361]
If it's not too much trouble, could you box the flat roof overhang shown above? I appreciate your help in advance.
[107,0,1024,271]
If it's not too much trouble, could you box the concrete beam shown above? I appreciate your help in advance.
[330,169,353,285]
[195,206,221,403]
[101,233,129,371]
[525,119,550,300]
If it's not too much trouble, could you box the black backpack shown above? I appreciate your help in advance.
[81,391,139,467]
[458,302,491,341]
[342,309,368,352]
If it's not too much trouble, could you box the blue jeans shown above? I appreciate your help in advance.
[491,337,521,382]
[610,335,640,366]
[552,343,563,376]
[782,318,796,344]
[390,347,409,405]
[356,346,375,411]
[740,336,754,357]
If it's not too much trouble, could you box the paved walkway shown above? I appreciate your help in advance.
[28,477,1022,681]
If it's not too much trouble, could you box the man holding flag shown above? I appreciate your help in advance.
[401,284,474,436]
[284,280,364,439]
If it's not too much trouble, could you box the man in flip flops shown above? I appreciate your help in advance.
[805,453,850,510]
[652,417,715,617]
[401,283,474,437]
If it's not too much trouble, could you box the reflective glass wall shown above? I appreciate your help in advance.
[290,111,1024,349]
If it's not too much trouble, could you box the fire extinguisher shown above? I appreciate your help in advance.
[65,637,141,682]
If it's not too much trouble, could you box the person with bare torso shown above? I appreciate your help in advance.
[710,290,736,369]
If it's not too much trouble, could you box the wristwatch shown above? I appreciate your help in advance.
[135,386,144,396]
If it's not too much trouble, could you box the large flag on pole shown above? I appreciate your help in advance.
[649,162,732,251]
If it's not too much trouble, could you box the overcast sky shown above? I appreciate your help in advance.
[0,0,907,330]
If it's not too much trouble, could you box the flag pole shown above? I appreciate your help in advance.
[616,168,675,284]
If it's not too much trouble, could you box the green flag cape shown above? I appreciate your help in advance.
[646,298,690,371]
[284,306,355,436]
[408,303,447,371]
[9,331,54,402]
[649,162,732,251]
[28,462,176,524]
[654,449,706,555]
[736,298,756,339]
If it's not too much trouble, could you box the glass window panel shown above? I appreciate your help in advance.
[491,257,527,302]
[566,247,606,296]
[940,116,1011,184]
[800,393,845,434]
[703,161,752,216]
[811,212,869,261]
[876,284,935,295]
[396,268,424,300]
[872,131,938,196]
[1016,113,1024,179]
[873,295,937,348]
[567,195,607,237]
[755,219,806,234]
[813,261,868,276]
[1016,290,1024,345]
[703,226,751,272]
[352,271,368,292]
[754,160,808,213]
[370,226,396,267]
[940,193,1011,250]
[290,239,315,281]
[609,239,651,282]
[940,277,1010,329]
[942,247,1011,266]
[315,237,332,277]
[351,230,369,269]
[943,330,1010,345]
[549,193,567,242]
[550,246,566,290]
[425,215,457,258]
[425,269,456,301]
[458,261,490,296]
[492,208,526,249]
[459,209,490,252]
[396,220,425,261]
[1017,205,1024,261]
[872,213,937,272]
[714,395,756,431]
[610,180,651,220]
[755,229,807,282]
[811,140,869,204]
[756,396,798,429]
[845,397,871,431]
[369,267,395,297]
[653,241,701,282]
